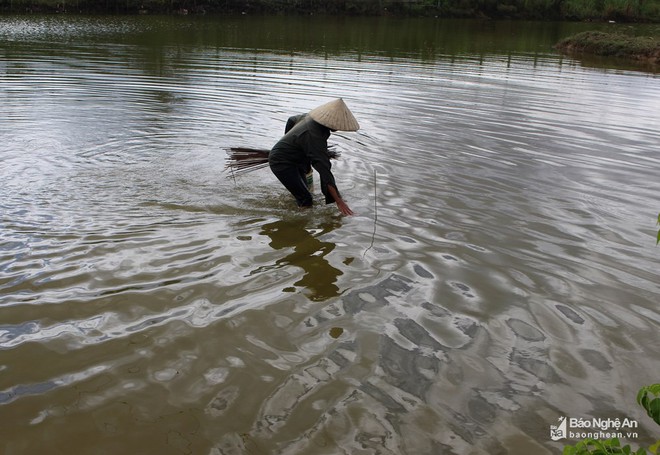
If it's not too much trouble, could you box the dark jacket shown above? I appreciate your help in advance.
[269,114,339,204]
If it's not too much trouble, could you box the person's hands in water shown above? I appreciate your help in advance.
[336,198,354,216]
[328,185,354,216]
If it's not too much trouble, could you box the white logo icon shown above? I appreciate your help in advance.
[550,416,567,441]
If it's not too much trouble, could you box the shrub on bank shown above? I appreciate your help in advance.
[562,0,660,22]
[1,0,659,21]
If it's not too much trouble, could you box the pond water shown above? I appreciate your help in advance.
[1,14,659,455]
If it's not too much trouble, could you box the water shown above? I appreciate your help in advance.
[1,15,659,454]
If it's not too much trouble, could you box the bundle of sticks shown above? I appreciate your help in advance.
[225,146,340,176]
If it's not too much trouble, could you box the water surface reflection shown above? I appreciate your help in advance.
[257,218,344,302]
[1,14,659,455]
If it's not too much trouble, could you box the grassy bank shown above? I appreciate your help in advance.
[556,30,660,64]
[1,0,659,22]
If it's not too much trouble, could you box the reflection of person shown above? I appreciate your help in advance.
[268,98,359,216]
[260,218,343,301]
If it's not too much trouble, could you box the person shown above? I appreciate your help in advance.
[269,98,359,216]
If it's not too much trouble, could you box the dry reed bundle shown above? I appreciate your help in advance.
[225,146,340,176]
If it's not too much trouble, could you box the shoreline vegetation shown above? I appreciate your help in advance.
[1,0,659,23]
[556,31,660,65]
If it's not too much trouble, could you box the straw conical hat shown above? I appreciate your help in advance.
[309,98,360,132]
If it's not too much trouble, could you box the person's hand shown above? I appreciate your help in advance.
[336,198,354,216]
[327,184,354,216]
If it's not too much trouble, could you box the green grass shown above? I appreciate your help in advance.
[556,30,660,63]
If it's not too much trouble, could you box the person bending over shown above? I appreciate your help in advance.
[268,98,359,216]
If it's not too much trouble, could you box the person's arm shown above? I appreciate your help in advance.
[301,123,354,215]
[327,184,354,216]
[302,128,341,204]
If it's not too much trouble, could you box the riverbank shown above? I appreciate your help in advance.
[1,0,659,22]
[556,31,660,65]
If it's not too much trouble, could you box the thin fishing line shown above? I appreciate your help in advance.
[363,169,377,258]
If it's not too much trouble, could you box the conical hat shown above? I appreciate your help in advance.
[308,98,360,132]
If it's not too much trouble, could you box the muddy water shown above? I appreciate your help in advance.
[1,15,659,454]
